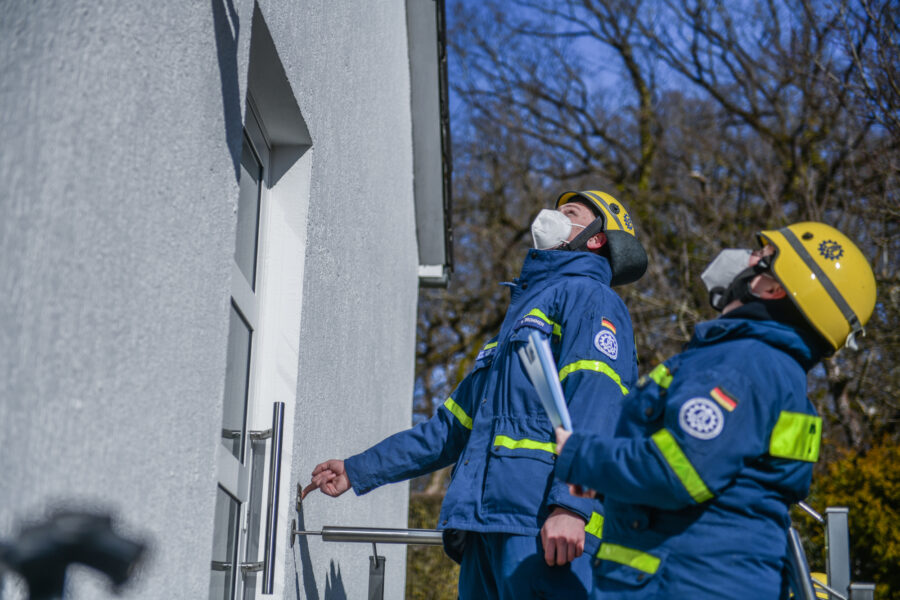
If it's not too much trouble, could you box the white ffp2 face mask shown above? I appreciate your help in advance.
[531,209,585,250]
[700,249,753,292]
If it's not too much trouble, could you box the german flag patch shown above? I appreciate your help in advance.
[710,387,738,412]
[601,318,616,334]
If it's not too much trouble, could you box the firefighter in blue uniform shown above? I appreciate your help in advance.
[302,191,649,599]
[554,222,877,599]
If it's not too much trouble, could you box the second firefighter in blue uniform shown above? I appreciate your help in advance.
[554,222,877,599]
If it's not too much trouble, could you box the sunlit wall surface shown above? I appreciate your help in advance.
[0,1,429,598]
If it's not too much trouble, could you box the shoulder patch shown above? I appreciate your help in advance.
[515,315,554,336]
[476,342,498,361]
[593,329,618,360]
[710,387,737,412]
[600,317,617,334]
[678,398,724,440]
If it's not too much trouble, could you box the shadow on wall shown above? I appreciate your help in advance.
[210,0,243,181]
[290,510,348,600]
[292,510,320,599]
[325,560,347,600]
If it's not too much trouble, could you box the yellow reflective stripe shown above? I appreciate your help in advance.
[443,398,473,430]
[559,360,629,395]
[648,364,673,389]
[483,341,498,350]
[493,434,557,454]
[770,411,821,462]
[585,512,604,538]
[650,429,714,503]
[525,308,562,337]
[596,543,660,574]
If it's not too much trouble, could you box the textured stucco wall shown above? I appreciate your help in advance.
[260,1,420,598]
[0,2,235,598]
[0,1,419,598]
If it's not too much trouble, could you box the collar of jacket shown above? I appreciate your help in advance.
[507,249,613,290]
[688,317,821,371]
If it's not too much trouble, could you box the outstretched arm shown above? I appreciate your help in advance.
[301,350,491,499]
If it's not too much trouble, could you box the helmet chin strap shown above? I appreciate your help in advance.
[560,215,605,252]
[709,257,772,311]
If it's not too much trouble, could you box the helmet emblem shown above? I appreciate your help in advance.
[818,240,844,261]
[624,214,633,231]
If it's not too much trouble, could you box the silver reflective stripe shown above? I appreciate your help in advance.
[581,191,623,229]
[780,228,861,333]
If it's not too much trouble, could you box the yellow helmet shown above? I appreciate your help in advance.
[556,190,648,286]
[758,222,876,351]
[810,573,830,600]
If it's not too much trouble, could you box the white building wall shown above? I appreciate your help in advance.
[0,1,420,598]
[262,2,419,599]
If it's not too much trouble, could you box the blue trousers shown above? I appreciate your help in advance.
[458,532,592,600]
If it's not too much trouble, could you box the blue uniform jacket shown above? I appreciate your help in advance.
[346,250,638,554]
[555,317,823,598]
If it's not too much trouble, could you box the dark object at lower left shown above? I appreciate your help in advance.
[0,511,146,600]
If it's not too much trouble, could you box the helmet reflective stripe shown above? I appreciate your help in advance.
[779,227,862,335]
[580,190,624,231]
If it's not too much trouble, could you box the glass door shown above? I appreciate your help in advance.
[210,109,270,600]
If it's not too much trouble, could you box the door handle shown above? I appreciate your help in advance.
[262,402,284,594]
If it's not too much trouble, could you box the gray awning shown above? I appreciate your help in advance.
[407,0,453,288]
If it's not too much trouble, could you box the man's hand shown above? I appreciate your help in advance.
[540,506,586,566]
[555,427,598,499]
[554,426,571,455]
[301,459,351,499]
[567,483,597,499]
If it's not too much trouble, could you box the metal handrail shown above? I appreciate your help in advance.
[797,501,825,524]
[262,402,285,594]
[814,579,849,600]
[289,523,443,600]
[290,524,443,547]
[787,527,818,600]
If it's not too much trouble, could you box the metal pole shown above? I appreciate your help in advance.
[262,402,285,594]
[786,527,817,600]
[849,583,876,600]
[826,507,851,600]
[368,542,385,600]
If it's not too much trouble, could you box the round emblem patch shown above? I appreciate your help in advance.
[678,398,724,440]
[593,330,619,360]
[818,239,844,261]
